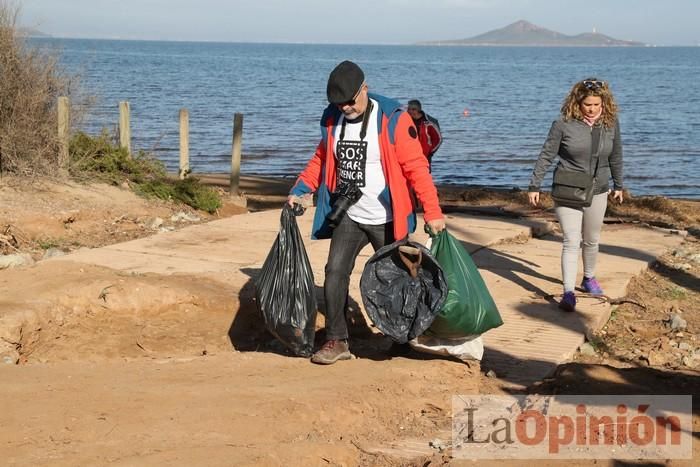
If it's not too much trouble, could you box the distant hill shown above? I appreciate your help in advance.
[420,20,646,47]
[19,27,51,38]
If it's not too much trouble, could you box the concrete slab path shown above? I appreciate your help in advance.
[49,208,685,387]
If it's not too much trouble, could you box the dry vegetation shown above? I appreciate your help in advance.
[0,0,75,177]
[0,1,222,213]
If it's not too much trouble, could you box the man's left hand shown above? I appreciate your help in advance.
[426,218,446,233]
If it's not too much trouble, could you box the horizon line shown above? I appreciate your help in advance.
[27,35,700,48]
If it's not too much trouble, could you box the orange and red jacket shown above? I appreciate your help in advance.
[291,93,443,241]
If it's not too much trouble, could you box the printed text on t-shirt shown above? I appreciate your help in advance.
[336,140,367,187]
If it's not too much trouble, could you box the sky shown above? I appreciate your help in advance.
[18,0,700,46]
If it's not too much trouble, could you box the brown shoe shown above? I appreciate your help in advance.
[311,340,352,365]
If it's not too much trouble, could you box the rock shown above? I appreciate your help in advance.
[669,340,678,348]
[647,350,667,367]
[429,439,447,452]
[678,342,691,351]
[0,253,34,269]
[669,314,688,331]
[0,341,19,365]
[485,370,497,378]
[42,248,66,260]
[682,356,698,368]
[579,343,597,357]
[148,217,164,230]
[171,212,201,223]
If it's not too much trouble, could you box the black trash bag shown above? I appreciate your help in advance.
[255,204,317,357]
[360,239,448,343]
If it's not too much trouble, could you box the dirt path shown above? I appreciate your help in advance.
[0,353,476,466]
[1,178,698,466]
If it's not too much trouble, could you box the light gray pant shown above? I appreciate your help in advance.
[554,192,608,292]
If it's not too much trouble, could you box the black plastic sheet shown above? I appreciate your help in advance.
[360,239,447,343]
[255,205,317,357]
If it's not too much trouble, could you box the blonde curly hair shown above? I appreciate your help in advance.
[561,78,618,128]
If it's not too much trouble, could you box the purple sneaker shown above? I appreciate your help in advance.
[581,276,604,295]
[559,291,576,312]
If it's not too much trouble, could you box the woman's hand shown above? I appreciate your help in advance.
[528,192,540,207]
[612,190,624,204]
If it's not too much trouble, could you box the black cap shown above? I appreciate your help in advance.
[326,60,364,104]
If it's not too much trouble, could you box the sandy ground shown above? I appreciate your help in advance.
[1,176,698,466]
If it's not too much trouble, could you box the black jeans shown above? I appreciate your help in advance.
[323,214,393,341]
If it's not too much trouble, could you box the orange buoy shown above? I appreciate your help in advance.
[462,109,470,117]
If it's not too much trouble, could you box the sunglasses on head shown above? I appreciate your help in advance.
[582,79,605,90]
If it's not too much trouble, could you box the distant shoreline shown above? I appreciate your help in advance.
[190,173,700,202]
[414,43,652,48]
[29,37,699,48]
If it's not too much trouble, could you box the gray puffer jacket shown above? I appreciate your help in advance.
[528,117,623,195]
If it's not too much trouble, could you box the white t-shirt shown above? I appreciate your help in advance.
[333,98,393,225]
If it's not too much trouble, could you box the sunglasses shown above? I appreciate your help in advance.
[582,80,605,90]
[337,83,365,108]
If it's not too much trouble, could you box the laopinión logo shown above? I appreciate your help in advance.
[452,395,692,460]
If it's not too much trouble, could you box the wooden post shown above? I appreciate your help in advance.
[57,96,70,174]
[119,101,131,156]
[179,109,190,179]
[230,113,243,197]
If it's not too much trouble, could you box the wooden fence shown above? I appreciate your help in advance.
[57,97,245,198]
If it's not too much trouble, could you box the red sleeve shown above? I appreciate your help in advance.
[393,113,443,221]
[291,139,325,195]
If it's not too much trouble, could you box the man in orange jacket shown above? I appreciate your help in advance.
[288,60,445,365]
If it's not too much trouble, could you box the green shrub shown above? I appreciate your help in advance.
[69,131,221,213]
[172,178,222,213]
[69,131,166,184]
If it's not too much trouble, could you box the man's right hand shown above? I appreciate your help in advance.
[287,195,300,207]
[528,192,540,206]
[288,193,313,208]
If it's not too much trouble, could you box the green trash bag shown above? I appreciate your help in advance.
[426,228,503,337]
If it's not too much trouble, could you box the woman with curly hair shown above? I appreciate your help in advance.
[527,78,624,312]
